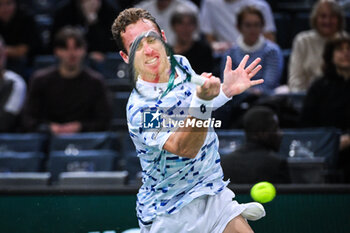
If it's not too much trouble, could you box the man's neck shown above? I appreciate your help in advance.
[174,40,193,54]
[59,65,82,78]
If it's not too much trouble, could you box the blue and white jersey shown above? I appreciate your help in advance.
[127,55,230,224]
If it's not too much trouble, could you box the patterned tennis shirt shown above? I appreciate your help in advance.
[127,55,232,224]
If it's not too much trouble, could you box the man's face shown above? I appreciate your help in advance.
[315,3,339,38]
[0,0,16,22]
[239,13,263,46]
[55,38,86,70]
[173,15,196,44]
[333,42,350,70]
[133,36,169,82]
[119,19,164,63]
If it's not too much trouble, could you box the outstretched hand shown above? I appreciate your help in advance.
[222,55,263,98]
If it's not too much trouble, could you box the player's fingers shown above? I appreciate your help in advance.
[248,65,262,79]
[224,56,232,72]
[201,72,213,79]
[245,57,261,73]
[238,54,249,69]
[250,79,264,86]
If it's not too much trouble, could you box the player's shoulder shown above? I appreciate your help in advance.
[174,55,194,73]
[174,54,190,65]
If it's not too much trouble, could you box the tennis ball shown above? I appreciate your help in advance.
[250,181,276,203]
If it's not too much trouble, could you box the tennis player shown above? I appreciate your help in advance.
[112,8,265,233]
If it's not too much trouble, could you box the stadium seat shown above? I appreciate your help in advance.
[111,92,130,130]
[0,133,47,172]
[216,130,245,156]
[58,171,128,186]
[47,149,118,182]
[101,53,132,92]
[49,132,120,152]
[124,150,141,184]
[279,127,341,169]
[287,157,326,183]
[0,152,45,172]
[0,133,47,152]
[0,172,50,186]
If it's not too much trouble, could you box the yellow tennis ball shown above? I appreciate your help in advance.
[250,181,276,203]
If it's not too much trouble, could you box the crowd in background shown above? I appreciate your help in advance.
[0,0,350,183]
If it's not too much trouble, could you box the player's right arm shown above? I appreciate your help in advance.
[163,76,221,159]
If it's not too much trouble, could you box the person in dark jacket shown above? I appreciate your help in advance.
[221,106,291,184]
[301,36,350,183]
[0,0,41,76]
[22,27,112,134]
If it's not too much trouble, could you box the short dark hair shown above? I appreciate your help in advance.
[322,36,350,77]
[170,7,197,28]
[243,106,278,140]
[53,26,86,49]
[237,6,265,29]
[111,8,161,54]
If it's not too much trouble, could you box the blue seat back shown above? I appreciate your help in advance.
[216,130,245,156]
[0,133,47,153]
[49,132,119,152]
[48,149,117,181]
[0,152,44,172]
[278,127,341,168]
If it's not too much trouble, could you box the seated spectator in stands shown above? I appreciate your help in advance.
[288,0,347,92]
[199,0,276,53]
[135,0,198,46]
[51,0,120,63]
[170,6,213,74]
[221,106,290,184]
[0,0,41,76]
[221,6,283,95]
[22,27,112,134]
[301,37,350,183]
[0,35,26,132]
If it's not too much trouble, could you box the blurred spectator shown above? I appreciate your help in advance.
[220,6,283,95]
[51,0,120,63]
[0,35,26,132]
[0,0,41,77]
[221,106,290,184]
[288,0,347,92]
[135,0,198,46]
[22,27,112,134]
[170,6,213,74]
[301,37,350,182]
[199,0,276,54]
